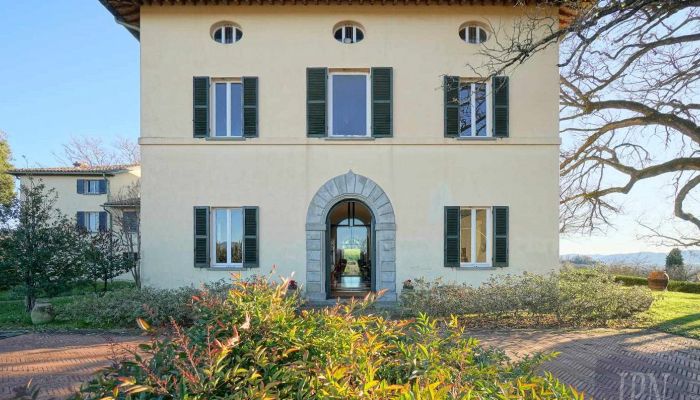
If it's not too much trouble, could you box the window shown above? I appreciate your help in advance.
[459,81,489,137]
[459,25,488,44]
[212,24,242,44]
[211,208,243,267]
[211,80,243,137]
[122,211,138,233]
[329,72,370,137]
[334,24,364,44]
[460,207,491,266]
[85,212,101,233]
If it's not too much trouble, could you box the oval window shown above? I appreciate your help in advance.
[459,25,488,44]
[212,23,243,44]
[334,24,364,44]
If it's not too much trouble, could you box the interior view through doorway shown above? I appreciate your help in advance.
[328,200,373,298]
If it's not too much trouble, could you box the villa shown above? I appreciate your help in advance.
[101,0,560,301]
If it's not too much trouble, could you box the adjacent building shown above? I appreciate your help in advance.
[101,0,560,301]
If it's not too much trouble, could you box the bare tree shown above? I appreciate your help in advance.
[472,0,700,245]
[54,135,140,167]
[103,180,141,287]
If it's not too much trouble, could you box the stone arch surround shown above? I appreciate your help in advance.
[305,171,397,302]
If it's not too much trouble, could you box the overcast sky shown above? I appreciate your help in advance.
[0,1,693,255]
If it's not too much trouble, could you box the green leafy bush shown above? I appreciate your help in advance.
[667,280,700,294]
[59,281,230,328]
[74,277,582,399]
[614,275,700,294]
[402,268,653,325]
[613,275,648,287]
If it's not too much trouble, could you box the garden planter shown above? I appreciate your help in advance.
[30,300,54,325]
[647,271,669,291]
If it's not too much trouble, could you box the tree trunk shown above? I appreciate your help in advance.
[25,293,35,313]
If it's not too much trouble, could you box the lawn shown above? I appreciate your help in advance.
[638,291,700,339]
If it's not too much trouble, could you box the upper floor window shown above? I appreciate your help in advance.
[77,179,107,195]
[329,71,370,137]
[211,79,243,137]
[334,23,364,44]
[212,23,243,44]
[459,24,488,44]
[459,80,489,137]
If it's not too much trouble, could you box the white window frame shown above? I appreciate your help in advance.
[213,25,241,44]
[210,79,243,138]
[85,180,101,195]
[210,207,244,268]
[85,212,101,233]
[460,206,492,268]
[328,71,371,138]
[460,25,487,44]
[459,79,492,138]
[336,25,363,44]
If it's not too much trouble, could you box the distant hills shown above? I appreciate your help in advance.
[561,250,700,267]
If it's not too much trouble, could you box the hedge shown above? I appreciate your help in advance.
[614,275,700,294]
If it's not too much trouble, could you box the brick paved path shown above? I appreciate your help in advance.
[472,329,700,400]
[0,329,698,399]
[0,333,142,400]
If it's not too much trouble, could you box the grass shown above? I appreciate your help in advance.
[0,281,136,329]
[637,291,700,339]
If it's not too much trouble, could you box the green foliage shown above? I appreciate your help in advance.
[0,135,14,207]
[74,277,582,399]
[0,179,89,311]
[667,280,700,294]
[613,275,648,287]
[613,275,700,294]
[59,281,230,328]
[665,248,684,268]
[401,268,653,325]
[83,231,133,292]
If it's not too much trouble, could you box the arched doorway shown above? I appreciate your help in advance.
[327,200,374,298]
[305,171,397,302]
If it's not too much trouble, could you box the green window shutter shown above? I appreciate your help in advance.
[492,76,509,138]
[243,207,259,268]
[76,179,85,194]
[444,76,459,138]
[371,67,393,138]
[242,76,258,138]
[76,212,85,230]
[193,76,210,138]
[306,68,327,137]
[444,206,460,268]
[193,206,210,268]
[493,206,509,267]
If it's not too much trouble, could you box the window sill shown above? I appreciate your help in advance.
[455,137,498,141]
[324,136,376,141]
[458,264,498,270]
[204,137,247,141]
[204,266,247,271]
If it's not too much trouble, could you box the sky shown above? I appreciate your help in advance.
[0,1,693,256]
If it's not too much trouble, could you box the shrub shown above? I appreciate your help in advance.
[59,281,231,328]
[401,268,653,325]
[667,280,700,294]
[613,275,648,287]
[74,276,580,399]
[613,275,700,294]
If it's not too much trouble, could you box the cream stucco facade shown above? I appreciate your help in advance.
[134,4,560,299]
[11,166,141,229]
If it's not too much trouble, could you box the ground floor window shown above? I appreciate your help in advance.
[212,208,243,267]
[460,207,491,266]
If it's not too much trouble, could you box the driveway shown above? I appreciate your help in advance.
[0,332,142,399]
[0,329,698,399]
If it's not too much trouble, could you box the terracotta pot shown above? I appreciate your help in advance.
[647,271,669,291]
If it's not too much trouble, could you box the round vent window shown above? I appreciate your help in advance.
[334,24,364,44]
[212,23,243,44]
[459,24,488,44]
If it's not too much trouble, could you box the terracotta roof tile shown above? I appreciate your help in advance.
[8,164,139,176]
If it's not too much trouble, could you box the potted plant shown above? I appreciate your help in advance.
[647,270,669,291]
